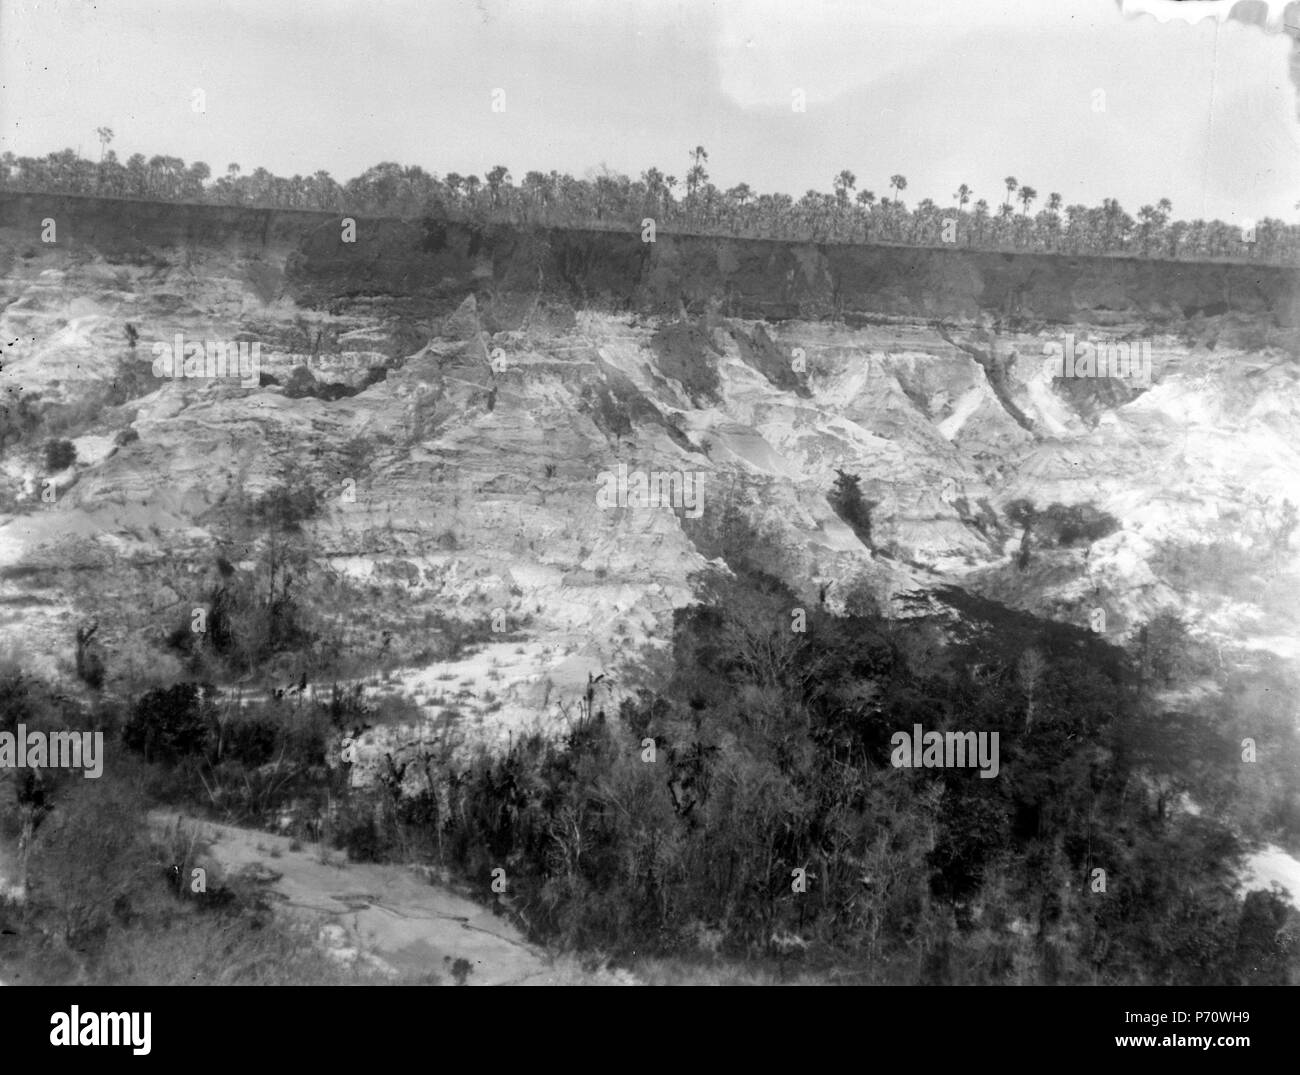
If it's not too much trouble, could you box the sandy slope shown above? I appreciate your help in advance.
[1243,845,1300,907]
[149,810,634,986]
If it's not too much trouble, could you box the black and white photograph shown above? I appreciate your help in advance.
[0,0,1297,1043]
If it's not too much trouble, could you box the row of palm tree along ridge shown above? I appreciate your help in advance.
[2,137,1293,264]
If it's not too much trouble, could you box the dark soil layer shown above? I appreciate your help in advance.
[3,194,1296,335]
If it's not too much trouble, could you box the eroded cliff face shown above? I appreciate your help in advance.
[5,193,1298,328]
[1,194,1298,783]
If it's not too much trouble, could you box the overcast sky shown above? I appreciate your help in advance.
[2,0,1297,224]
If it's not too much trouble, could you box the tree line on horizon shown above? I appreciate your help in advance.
[1,136,1295,264]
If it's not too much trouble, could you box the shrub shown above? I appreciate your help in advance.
[43,438,77,472]
[123,683,212,764]
[1004,498,1037,530]
[221,713,279,767]
[29,778,153,945]
[842,576,882,618]
[1037,501,1120,546]
[94,909,384,985]
[828,469,876,548]
[1134,609,1200,687]
[251,483,321,532]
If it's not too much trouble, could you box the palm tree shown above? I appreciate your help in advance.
[1040,192,1063,251]
[954,183,971,213]
[1136,204,1162,255]
[146,154,166,198]
[225,162,241,204]
[685,146,709,228]
[855,189,876,241]
[124,154,147,198]
[184,161,210,201]
[93,128,114,192]
[1018,186,1036,215]
[1063,204,1087,253]
[833,170,856,207]
[485,164,512,208]
[640,167,667,216]
[888,174,907,207]
[831,171,856,240]
[725,182,754,231]
[1003,176,1018,215]
[913,197,940,243]
[686,146,709,198]
[973,198,989,244]
[661,174,678,225]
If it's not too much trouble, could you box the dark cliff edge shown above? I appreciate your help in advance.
[3,193,1297,338]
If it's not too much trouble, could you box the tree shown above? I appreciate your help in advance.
[686,145,709,199]
[30,778,153,945]
[1004,498,1037,530]
[833,170,856,208]
[75,620,106,690]
[842,576,882,618]
[1136,610,1195,688]
[888,174,907,208]
[1006,497,1037,569]
[0,669,61,904]
[95,127,113,165]
[829,469,876,548]
[1018,185,1037,216]
[1003,176,1018,215]
[855,189,877,241]
[462,174,481,207]
[1136,204,1164,256]
[485,164,512,208]
[43,438,77,472]
[1233,889,1292,985]
[524,169,556,220]
[954,183,971,213]
[183,161,210,201]
[1039,192,1064,250]
[123,683,211,763]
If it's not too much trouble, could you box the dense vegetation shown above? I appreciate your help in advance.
[3,491,1296,985]
[3,139,1296,264]
[0,667,409,984]
[410,557,1299,983]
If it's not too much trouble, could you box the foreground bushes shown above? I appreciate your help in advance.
[14,538,1295,983]
[409,574,1298,982]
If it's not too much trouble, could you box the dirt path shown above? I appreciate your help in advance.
[149,810,633,986]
